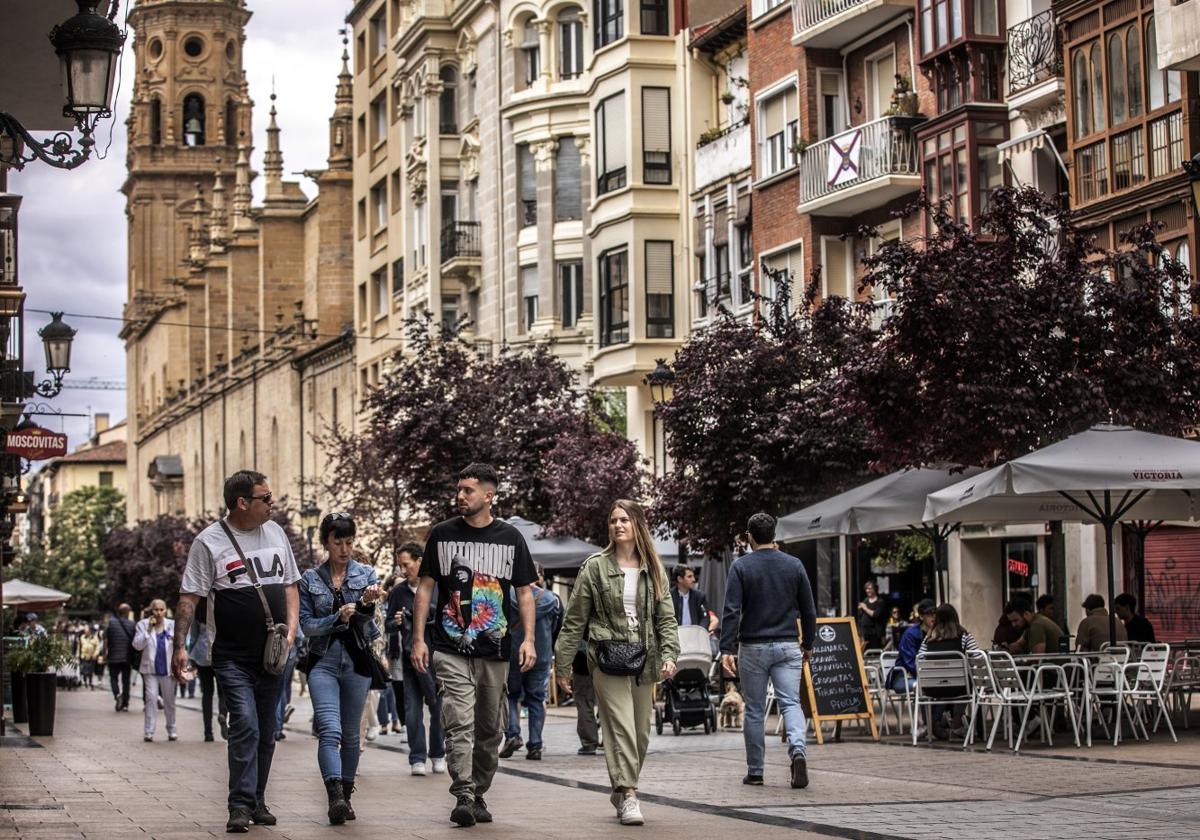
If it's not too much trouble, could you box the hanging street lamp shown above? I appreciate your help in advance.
[32,312,76,397]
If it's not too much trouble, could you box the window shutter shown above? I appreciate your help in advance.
[554,138,582,221]
[520,144,536,202]
[645,241,673,294]
[763,93,784,136]
[735,192,751,226]
[604,93,626,169]
[712,205,729,247]
[642,88,670,152]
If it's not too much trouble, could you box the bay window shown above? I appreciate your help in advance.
[596,93,627,194]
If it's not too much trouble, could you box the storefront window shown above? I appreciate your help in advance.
[1002,539,1038,606]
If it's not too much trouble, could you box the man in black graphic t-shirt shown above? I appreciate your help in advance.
[412,463,536,827]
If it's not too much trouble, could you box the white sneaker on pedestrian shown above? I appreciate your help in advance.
[431,758,447,774]
[366,724,380,741]
[411,761,427,776]
[619,796,644,826]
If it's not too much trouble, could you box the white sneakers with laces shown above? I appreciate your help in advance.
[411,761,427,776]
[618,796,644,826]
[431,757,447,774]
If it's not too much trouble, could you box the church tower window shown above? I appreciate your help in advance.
[183,93,206,146]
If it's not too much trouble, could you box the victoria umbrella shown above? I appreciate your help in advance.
[924,425,1200,643]
[776,466,983,601]
[2,579,72,612]
[504,517,603,573]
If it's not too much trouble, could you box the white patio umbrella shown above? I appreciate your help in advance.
[2,578,71,611]
[776,466,983,601]
[924,424,1200,643]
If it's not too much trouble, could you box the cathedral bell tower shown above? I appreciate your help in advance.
[122,0,252,303]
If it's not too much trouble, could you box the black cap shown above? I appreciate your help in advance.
[916,599,936,615]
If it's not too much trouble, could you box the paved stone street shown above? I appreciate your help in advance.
[3,686,1200,839]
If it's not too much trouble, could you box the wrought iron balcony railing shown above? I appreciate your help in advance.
[798,115,922,206]
[1007,10,1062,95]
[440,221,481,264]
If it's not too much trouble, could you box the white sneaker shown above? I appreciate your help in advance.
[366,725,380,741]
[431,758,447,774]
[411,761,427,776]
[619,796,644,826]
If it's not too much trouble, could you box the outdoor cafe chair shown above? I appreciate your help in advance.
[866,662,891,735]
[1164,653,1200,729]
[880,649,914,735]
[1128,643,1177,743]
[1086,647,1140,747]
[963,651,1079,752]
[912,651,972,745]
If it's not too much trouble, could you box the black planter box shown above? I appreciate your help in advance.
[24,672,57,736]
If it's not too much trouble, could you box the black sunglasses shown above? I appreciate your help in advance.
[323,511,352,524]
[244,492,273,505]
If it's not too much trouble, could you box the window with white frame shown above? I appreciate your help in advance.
[370,95,387,146]
[412,204,427,267]
[371,181,387,230]
[756,80,799,179]
[818,71,846,140]
[820,235,854,299]
[760,244,802,312]
[751,0,789,19]
[521,265,539,332]
[596,92,627,194]
[559,9,584,79]
[641,87,671,185]
[372,267,388,318]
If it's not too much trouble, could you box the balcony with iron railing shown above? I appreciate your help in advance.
[797,115,924,216]
[440,221,482,268]
[1006,10,1064,111]
[791,0,911,48]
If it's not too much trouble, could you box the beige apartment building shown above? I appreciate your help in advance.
[121,0,357,522]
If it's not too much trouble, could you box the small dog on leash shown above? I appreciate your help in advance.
[719,683,745,730]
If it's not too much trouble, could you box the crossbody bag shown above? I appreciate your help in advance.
[593,561,652,681]
[219,521,291,675]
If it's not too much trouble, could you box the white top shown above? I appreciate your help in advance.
[621,568,640,629]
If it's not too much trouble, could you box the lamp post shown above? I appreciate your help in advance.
[645,358,687,567]
[31,313,76,398]
[300,501,322,565]
[0,0,127,171]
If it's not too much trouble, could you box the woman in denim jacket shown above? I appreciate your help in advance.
[299,513,383,825]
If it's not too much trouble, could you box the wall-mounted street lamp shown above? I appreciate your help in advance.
[300,501,322,564]
[645,358,676,405]
[32,312,76,397]
[0,1,127,171]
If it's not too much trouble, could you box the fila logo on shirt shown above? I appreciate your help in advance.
[225,553,285,583]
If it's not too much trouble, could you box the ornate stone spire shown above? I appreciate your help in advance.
[232,140,254,232]
[208,163,228,253]
[328,30,353,171]
[188,183,207,267]
[263,86,284,198]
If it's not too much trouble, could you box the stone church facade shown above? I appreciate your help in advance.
[122,0,357,523]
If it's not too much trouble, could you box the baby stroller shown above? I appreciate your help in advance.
[655,625,717,735]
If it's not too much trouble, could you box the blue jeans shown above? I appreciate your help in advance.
[213,660,285,810]
[505,661,551,748]
[274,656,296,736]
[308,639,372,783]
[739,641,807,774]
[402,661,444,764]
[377,680,399,724]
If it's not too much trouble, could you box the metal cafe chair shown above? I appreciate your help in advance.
[912,651,972,745]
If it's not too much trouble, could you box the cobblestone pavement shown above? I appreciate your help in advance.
[3,686,1199,839]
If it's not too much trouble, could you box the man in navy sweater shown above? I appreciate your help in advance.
[720,513,816,790]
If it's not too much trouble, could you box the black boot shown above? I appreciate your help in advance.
[343,780,356,821]
[325,778,349,825]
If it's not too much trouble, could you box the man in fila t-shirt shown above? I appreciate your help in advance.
[411,463,537,828]
[173,470,300,834]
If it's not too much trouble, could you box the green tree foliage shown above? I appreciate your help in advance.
[28,486,126,613]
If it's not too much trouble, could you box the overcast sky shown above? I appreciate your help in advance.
[10,1,349,450]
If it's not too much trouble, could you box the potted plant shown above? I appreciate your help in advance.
[720,91,736,105]
[11,633,71,736]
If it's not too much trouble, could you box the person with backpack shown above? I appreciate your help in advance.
[104,603,137,712]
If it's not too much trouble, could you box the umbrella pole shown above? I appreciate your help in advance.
[1103,491,1118,647]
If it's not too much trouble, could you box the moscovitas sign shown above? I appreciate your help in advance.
[4,426,68,460]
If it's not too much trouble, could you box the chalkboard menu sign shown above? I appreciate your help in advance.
[802,617,878,744]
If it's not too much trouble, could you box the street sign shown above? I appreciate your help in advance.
[4,425,67,460]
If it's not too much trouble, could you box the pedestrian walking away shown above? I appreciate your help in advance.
[410,463,539,827]
[133,599,178,742]
[78,624,100,690]
[172,470,300,834]
[298,513,384,825]
[501,564,562,761]
[554,499,680,827]
[386,542,446,776]
[104,603,136,711]
[720,513,816,790]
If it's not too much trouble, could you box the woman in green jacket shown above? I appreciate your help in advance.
[555,499,680,826]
